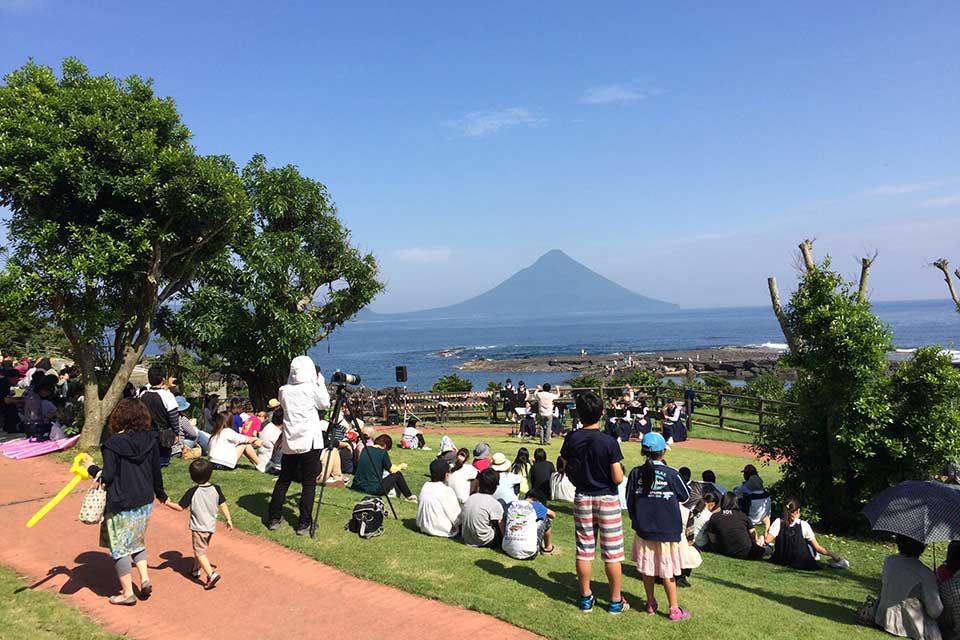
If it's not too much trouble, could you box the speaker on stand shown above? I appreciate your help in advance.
[395,365,417,424]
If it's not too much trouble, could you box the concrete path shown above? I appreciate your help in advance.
[0,455,539,640]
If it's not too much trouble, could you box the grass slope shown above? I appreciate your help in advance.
[154,432,890,640]
[0,565,122,640]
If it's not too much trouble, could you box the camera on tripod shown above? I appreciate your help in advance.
[330,370,361,385]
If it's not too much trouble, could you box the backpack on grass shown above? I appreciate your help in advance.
[346,496,387,539]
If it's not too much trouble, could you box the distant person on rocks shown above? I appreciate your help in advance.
[876,535,943,640]
[535,383,560,445]
[560,391,626,614]
[352,434,417,502]
[416,458,462,538]
[448,448,479,503]
[461,469,506,548]
[266,356,331,534]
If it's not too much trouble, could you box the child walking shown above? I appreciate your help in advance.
[625,432,691,621]
[167,458,232,589]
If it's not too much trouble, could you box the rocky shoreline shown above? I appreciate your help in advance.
[458,346,790,380]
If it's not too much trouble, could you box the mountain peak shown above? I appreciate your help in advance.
[532,249,574,265]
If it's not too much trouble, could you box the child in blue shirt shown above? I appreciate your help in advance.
[626,432,691,621]
[502,490,555,559]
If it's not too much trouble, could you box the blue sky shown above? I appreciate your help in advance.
[2,1,959,311]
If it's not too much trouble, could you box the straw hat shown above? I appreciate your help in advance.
[490,452,511,472]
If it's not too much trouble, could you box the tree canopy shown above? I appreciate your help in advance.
[158,154,383,408]
[0,59,248,446]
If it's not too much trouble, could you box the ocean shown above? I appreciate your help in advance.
[310,299,959,391]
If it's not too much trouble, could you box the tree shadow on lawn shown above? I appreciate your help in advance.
[700,574,862,625]
[475,558,645,609]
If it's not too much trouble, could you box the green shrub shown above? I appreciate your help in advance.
[432,374,473,393]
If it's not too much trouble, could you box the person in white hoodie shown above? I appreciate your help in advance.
[266,356,331,535]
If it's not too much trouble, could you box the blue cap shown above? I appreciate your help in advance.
[641,432,667,452]
[175,395,190,412]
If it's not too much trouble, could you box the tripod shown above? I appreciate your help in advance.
[310,383,398,538]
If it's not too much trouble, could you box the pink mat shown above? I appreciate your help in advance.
[0,436,80,459]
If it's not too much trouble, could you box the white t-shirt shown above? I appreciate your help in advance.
[209,429,252,469]
[536,391,559,417]
[416,482,461,538]
[256,423,282,472]
[502,500,539,560]
[768,517,815,541]
[550,472,576,502]
[692,509,714,548]
[494,471,524,503]
[448,465,479,503]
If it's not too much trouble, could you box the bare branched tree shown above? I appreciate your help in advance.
[932,258,960,312]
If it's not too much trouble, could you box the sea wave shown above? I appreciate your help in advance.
[746,342,789,350]
[471,345,498,350]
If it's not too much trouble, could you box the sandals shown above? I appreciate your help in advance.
[540,545,556,555]
[645,598,658,615]
[108,594,137,606]
[139,581,152,599]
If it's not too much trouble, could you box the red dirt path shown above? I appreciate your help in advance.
[0,455,539,640]
[379,425,760,459]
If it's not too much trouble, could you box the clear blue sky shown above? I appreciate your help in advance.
[2,1,959,311]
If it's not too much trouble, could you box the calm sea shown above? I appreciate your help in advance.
[310,299,959,391]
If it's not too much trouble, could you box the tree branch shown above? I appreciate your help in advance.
[933,259,960,307]
[799,239,816,272]
[857,251,877,303]
[768,276,800,358]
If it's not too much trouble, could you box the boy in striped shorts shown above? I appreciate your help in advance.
[560,392,627,614]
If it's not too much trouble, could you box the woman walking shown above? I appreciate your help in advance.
[83,398,172,605]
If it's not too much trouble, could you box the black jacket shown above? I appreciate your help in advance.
[89,431,167,512]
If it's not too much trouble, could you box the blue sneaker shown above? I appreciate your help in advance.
[578,594,596,612]
[607,599,630,615]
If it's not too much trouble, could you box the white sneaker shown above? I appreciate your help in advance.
[421,446,432,451]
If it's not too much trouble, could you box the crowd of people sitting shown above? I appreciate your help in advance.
[1,355,82,438]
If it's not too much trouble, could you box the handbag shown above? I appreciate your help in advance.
[78,482,106,525]
[182,445,202,461]
[854,595,878,627]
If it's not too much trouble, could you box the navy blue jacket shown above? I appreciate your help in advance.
[626,461,690,543]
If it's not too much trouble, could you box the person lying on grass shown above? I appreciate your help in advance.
[352,434,417,502]
[416,458,462,538]
[502,489,555,560]
[764,497,843,571]
[704,492,768,561]
[626,432,691,621]
[461,468,506,548]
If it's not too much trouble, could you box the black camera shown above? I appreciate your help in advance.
[330,370,361,385]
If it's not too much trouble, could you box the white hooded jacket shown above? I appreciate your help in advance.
[279,356,331,454]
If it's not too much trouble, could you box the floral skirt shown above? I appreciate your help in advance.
[99,503,153,559]
[631,536,684,579]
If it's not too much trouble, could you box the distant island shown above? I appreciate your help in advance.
[360,249,677,320]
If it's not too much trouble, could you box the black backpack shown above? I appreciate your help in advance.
[345,496,387,539]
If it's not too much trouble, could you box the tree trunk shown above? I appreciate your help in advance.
[767,276,800,357]
[241,369,287,412]
[76,337,150,449]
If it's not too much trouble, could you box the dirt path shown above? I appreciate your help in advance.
[0,455,538,640]
[380,425,760,459]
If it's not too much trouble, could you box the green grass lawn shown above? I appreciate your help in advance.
[0,565,122,640]
[149,432,892,640]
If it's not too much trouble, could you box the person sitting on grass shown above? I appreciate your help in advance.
[208,411,261,471]
[939,542,960,640]
[255,409,284,474]
[764,497,843,571]
[529,447,555,499]
[550,456,576,503]
[416,458,462,538]
[691,491,719,550]
[502,489,556,560]
[352,434,417,502]
[401,417,430,450]
[626,432,691,621]
[461,468,505,548]
[438,435,458,466]
[491,452,524,505]
[938,541,960,584]
[165,458,232,590]
[511,447,531,494]
[704,493,767,560]
[876,534,943,640]
[701,469,726,494]
[735,466,772,532]
[472,442,492,472]
[448,448,478,503]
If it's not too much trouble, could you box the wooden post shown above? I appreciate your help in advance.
[718,391,725,431]
[758,398,764,433]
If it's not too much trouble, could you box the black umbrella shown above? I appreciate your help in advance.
[863,480,960,544]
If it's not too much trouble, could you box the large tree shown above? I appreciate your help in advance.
[0,59,248,447]
[158,154,383,408]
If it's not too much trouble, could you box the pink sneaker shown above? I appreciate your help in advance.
[645,598,658,615]
[669,607,691,621]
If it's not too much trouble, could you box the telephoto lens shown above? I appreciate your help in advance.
[331,371,361,385]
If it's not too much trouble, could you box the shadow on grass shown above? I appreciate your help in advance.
[475,558,645,609]
[700,574,861,625]
[17,551,118,598]
[237,491,298,527]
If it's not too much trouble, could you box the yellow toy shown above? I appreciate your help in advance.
[26,453,92,528]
